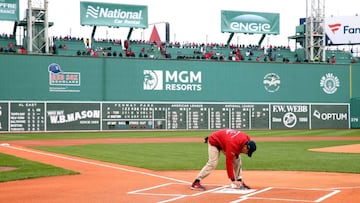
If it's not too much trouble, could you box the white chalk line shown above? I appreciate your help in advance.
[235,187,341,203]
[1,144,355,203]
[315,190,341,203]
[0,144,233,203]
[229,187,273,203]
[3,144,190,184]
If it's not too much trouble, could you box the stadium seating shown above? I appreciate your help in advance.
[38,37,359,64]
[0,37,17,53]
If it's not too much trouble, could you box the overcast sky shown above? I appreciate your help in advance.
[1,0,358,48]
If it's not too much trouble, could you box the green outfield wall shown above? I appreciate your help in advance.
[0,54,356,102]
[0,54,359,130]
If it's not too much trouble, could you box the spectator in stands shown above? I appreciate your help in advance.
[313,56,319,62]
[85,38,90,48]
[204,50,214,59]
[200,44,206,54]
[17,46,26,54]
[124,40,129,50]
[125,48,135,57]
[88,48,94,56]
[331,55,336,64]
[8,42,15,52]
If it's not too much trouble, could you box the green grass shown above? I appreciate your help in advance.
[0,153,78,182]
[33,140,360,173]
[0,129,359,140]
[1,129,359,183]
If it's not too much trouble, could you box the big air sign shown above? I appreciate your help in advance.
[80,1,148,28]
[325,16,360,45]
[221,10,280,34]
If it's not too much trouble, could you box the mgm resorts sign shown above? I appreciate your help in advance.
[143,70,202,91]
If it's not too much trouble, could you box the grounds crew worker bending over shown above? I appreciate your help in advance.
[191,129,257,191]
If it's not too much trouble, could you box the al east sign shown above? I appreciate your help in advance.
[221,10,280,34]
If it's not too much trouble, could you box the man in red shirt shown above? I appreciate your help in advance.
[191,129,256,191]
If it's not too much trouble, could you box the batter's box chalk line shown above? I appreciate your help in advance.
[128,182,256,196]
[231,187,341,203]
[213,187,256,194]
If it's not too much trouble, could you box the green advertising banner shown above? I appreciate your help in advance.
[311,104,349,129]
[104,60,350,103]
[221,10,279,34]
[46,103,101,131]
[80,1,148,28]
[270,104,309,129]
[0,0,19,21]
[0,54,352,103]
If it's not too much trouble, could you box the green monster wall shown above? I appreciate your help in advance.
[0,54,356,102]
[0,54,359,130]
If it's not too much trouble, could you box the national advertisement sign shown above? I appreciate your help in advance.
[221,10,280,34]
[0,0,19,21]
[80,1,148,28]
[325,16,360,45]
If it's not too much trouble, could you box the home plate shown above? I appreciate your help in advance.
[214,188,256,194]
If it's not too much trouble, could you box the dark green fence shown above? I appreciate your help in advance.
[0,54,359,130]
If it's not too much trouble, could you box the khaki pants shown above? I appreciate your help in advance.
[196,142,242,181]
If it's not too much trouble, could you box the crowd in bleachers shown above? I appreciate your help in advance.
[0,33,22,53]
[1,33,357,64]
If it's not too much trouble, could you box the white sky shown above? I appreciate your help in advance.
[1,0,359,49]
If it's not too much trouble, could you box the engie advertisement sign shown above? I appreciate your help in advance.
[221,10,280,34]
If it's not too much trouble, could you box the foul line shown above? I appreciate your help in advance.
[315,190,340,202]
[1,144,352,203]
[2,144,191,184]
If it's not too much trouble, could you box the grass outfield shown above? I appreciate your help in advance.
[0,129,359,140]
[0,129,359,182]
[0,153,78,182]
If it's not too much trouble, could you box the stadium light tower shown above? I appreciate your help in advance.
[305,0,326,62]
[24,0,50,53]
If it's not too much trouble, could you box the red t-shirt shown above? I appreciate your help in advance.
[208,129,250,180]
